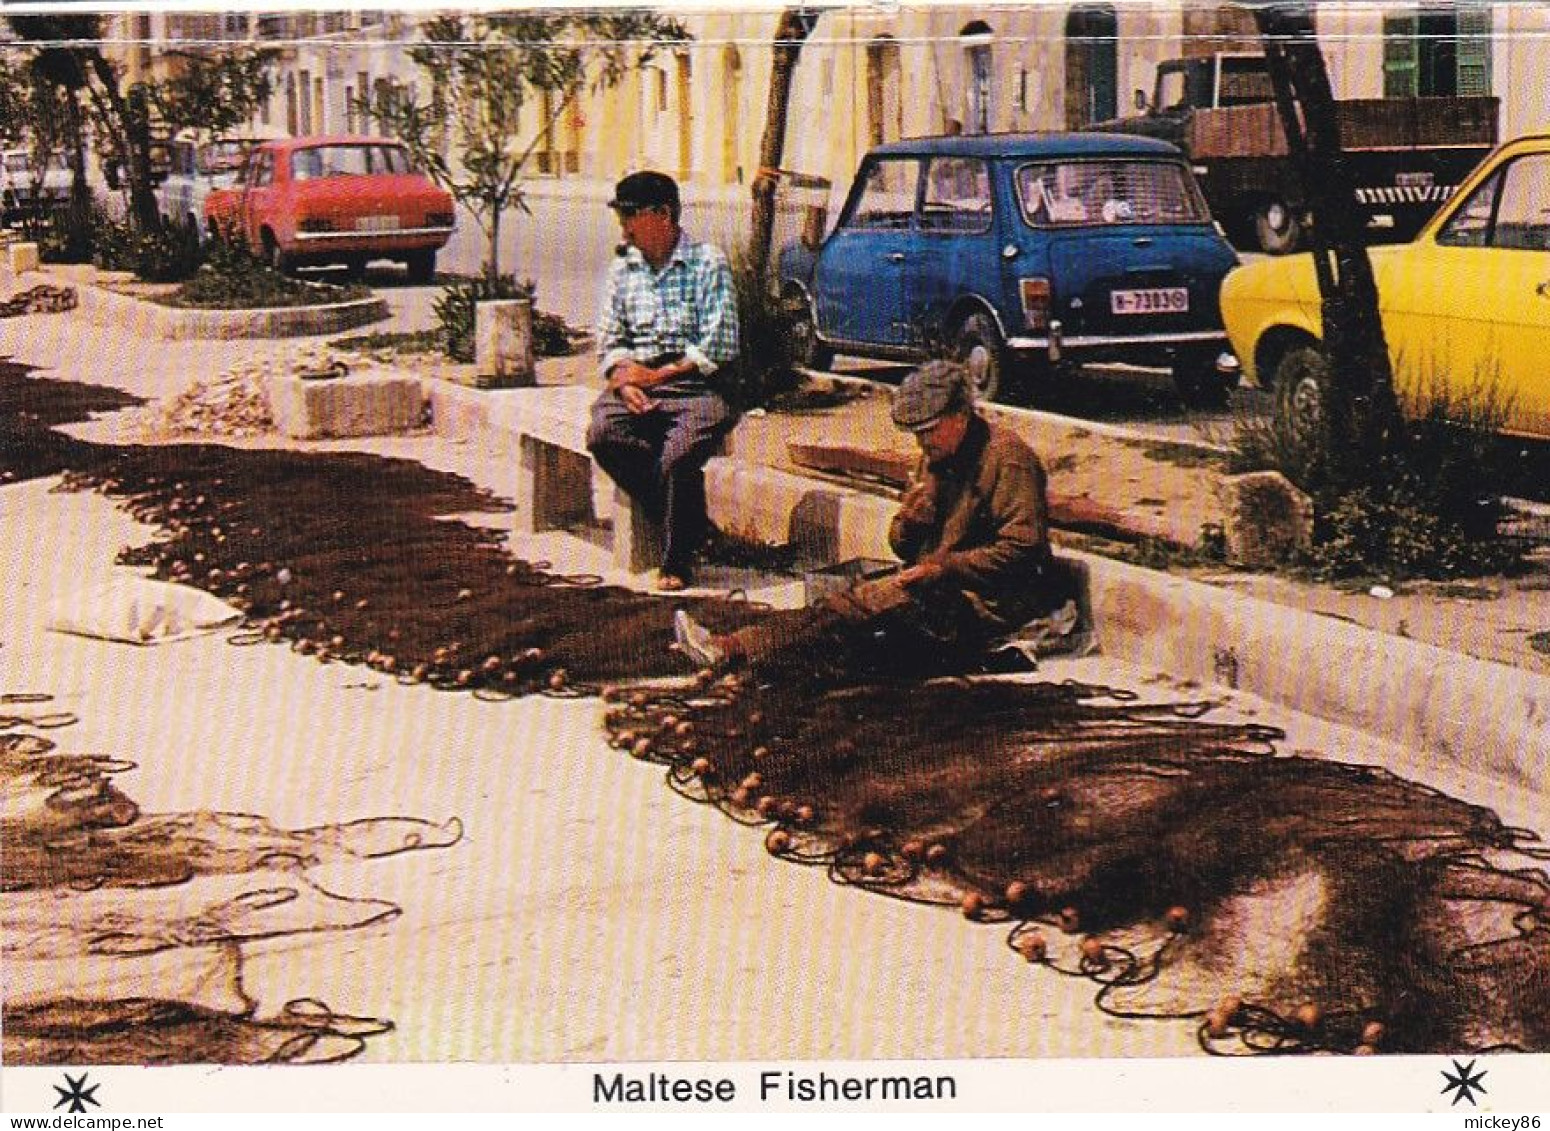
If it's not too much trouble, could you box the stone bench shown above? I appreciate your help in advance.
[428,383,667,574]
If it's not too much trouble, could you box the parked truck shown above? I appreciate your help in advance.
[1092,53,1499,254]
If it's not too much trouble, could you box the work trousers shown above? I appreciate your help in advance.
[586,386,735,574]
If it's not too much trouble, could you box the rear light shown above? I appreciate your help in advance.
[297,216,335,232]
[426,211,455,228]
[1020,277,1051,332]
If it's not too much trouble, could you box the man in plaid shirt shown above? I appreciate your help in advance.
[587,170,741,591]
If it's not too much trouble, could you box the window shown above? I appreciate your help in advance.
[921,158,992,232]
[1438,155,1550,250]
[1384,3,1491,97]
[1017,159,1210,227]
[844,159,920,230]
[252,153,273,187]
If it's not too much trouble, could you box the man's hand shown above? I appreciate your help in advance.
[618,384,657,414]
[607,360,655,392]
[896,482,937,527]
[897,558,946,587]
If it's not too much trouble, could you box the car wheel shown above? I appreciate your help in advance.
[1172,346,1236,410]
[1255,198,1303,256]
[1273,344,1330,442]
[261,232,292,276]
[784,290,833,370]
[405,250,436,285]
[951,311,1011,403]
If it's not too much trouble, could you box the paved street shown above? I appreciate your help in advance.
[8,303,1539,1068]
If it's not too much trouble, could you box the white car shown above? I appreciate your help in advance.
[155,128,286,240]
[2,149,72,225]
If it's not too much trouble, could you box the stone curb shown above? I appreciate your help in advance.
[56,269,388,341]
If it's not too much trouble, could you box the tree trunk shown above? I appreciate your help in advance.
[1252,3,1399,467]
[749,8,815,284]
[486,210,502,285]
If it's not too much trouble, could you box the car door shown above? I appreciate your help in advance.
[1392,149,1550,440]
[814,156,920,348]
[909,156,997,346]
[244,149,279,248]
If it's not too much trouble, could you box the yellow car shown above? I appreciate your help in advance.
[1220,133,1550,442]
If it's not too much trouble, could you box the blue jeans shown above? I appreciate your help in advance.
[586,385,735,575]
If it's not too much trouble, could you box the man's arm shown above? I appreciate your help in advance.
[597,260,636,382]
[680,247,740,377]
[936,451,1050,588]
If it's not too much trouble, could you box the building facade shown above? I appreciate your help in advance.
[103,4,1548,200]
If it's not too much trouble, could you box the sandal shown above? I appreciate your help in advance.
[656,572,691,592]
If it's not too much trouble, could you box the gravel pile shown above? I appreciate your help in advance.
[143,346,385,438]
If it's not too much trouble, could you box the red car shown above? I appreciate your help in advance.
[205,135,456,282]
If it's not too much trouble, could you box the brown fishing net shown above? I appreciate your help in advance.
[602,672,1550,1055]
[1,703,458,1064]
[5,363,1548,1058]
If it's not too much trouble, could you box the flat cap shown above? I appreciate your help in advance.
[608,170,680,214]
[891,360,974,432]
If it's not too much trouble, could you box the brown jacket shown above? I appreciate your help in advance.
[888,414,1051,623]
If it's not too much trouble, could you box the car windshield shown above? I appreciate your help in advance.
[291,144,411,181]
[1016,159,1210,227]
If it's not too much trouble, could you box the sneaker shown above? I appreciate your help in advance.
[673,608,725,668]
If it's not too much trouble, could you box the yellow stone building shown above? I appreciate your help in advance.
[102,4,1549,201]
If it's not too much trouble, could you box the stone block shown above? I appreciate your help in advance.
[476,299,535,387]
[263,368,424,440]
[8,242,39,274]
[1216,470,1314,567]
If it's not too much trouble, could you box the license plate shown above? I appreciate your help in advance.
[1395,171,1435,189]
[1111,287,1189,315]
[355,215,401,232]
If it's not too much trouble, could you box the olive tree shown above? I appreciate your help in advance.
[360,12,688,283]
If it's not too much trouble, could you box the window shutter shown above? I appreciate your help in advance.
[1457,4,1492,96]
[1383,11,1419,97]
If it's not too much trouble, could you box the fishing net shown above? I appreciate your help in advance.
[602,672,1550,1054]
[0,700,460,1064]
[5,364,1548,1057]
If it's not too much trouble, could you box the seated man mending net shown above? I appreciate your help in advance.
[674,360,1063,679]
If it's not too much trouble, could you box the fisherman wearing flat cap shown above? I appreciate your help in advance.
[587,170,740,592]
[675,359,1056,676]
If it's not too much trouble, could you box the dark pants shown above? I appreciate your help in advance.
[729,572,1045,682]
[586,386,735,574]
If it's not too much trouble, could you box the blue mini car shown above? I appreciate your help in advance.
[779,132,1241,405]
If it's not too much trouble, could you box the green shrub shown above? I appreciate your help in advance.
[87,209,204,283]
[433,275,585,363]
[724,242,799,410]
[164,228,369,309]
[1233,357,1523,581]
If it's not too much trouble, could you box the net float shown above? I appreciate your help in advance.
[960,892,987,920]
[741,773,763,791]
[410,664,428,682]
[1080,937,1108,968]
[331,635,345,650]
[388,628,400,641]
[1295,1004,1322,1030]
[1059,907,1081,932]
[1166,905,1190,931]
[766,829,792,855]
[751,745,770,761]
[333,590,346,603]
[863,852,886,874]
[457,588,472,601]
[900,840,925,862]
[482,655,502,673]
[793,805,815,825]
[355,598,370,610]
[1361,1021,1385,1047]
[1017,932,1048,963]
[925,843,949,864]
[1353,1044,1377,1056]
[1005,880,1029,906]
[730,787,751,807]
[756,795,778,816]
[631,738,653,759]
[547,670,568,690]
[690,757,714,778]
[674,721,693,737]
[456,669,473,686]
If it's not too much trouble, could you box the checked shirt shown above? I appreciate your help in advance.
[597,232,740,389]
